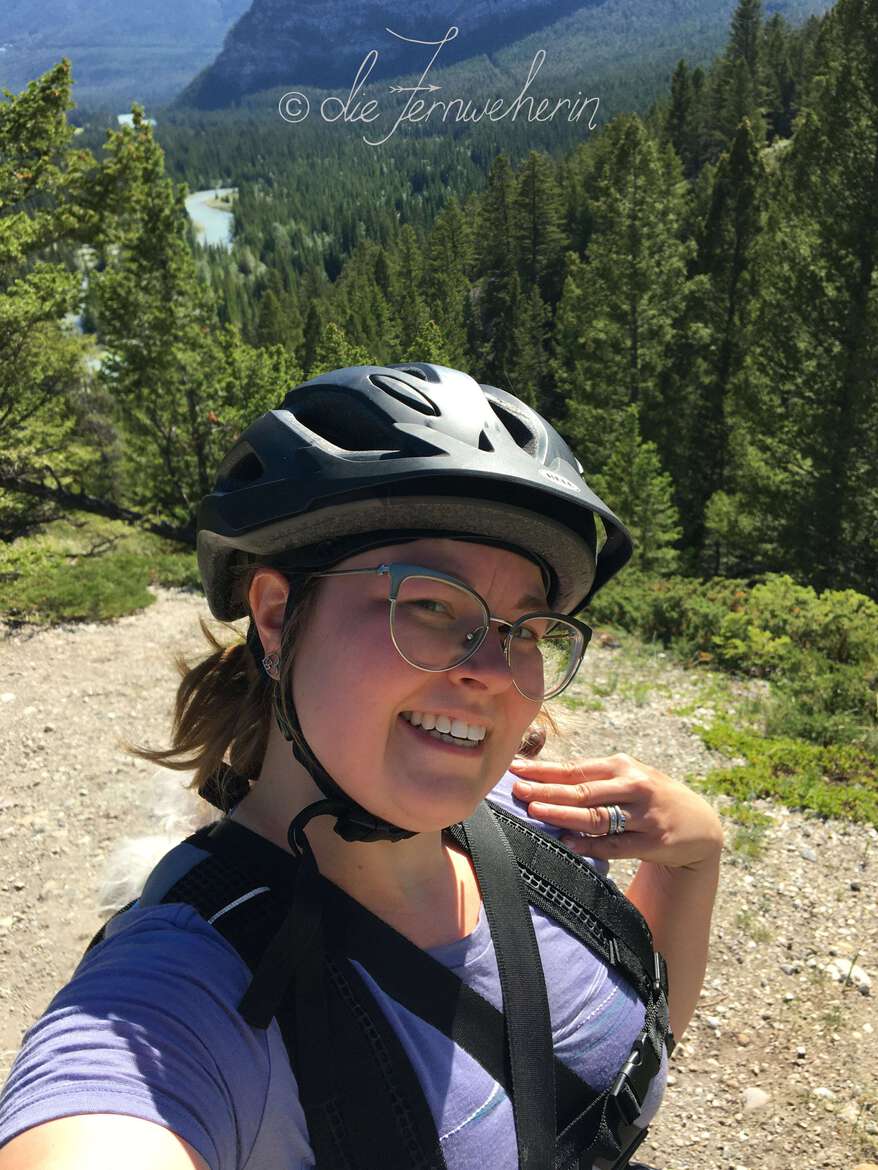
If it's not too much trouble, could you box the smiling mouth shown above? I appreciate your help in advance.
[398,713,483,751]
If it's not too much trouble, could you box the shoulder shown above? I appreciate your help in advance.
[487,771,610,877]
[0,900,290,1170]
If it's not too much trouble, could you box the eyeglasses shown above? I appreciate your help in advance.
[310,562,592,701]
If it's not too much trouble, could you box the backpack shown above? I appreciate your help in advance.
[88,797,673,1170]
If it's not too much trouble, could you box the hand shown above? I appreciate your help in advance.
[509,752,724,871]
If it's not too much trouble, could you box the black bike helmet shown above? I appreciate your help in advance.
[196,363,633,844]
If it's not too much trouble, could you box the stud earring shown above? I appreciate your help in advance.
[262,651,280,680]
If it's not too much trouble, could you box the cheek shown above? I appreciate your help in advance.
[293,614,407,737]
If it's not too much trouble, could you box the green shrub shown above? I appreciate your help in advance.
[0,551,155,623]
[589,571,878,754]
[0,513,200,624]
[697,720,878,825]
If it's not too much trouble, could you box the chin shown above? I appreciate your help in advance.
[382,772,501,833]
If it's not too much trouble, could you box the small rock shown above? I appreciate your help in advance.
[850,880,862,891]
[0,693,15,703]
[812,1087,836,1100]
[852,1163,878,1169]
[796,1046,807,1059]
[800,845,817,861]
[741,1086,770,1112]
[735,1032,752,1047]
[824,958,872,994]
[840,1102,861,1124]
[705,1015,721,1029]
[863,1022,874,1035]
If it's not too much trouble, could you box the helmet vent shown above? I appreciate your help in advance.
[398,366,428,380]
[292,389,398,451]
[219,449,264,488]
[478,430,495,452]
[488,399,538,456]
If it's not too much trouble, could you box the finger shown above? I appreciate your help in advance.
[509,755,632,782]
[511,776,637,808]
[524,799,632,836]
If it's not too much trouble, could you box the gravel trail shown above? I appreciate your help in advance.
[1,587,875,1169]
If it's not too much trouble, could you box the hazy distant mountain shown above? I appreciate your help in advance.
[179,0,597,110]
[0,0,251,108]
[178,0,832,113]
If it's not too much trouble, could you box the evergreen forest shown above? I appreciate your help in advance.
[1,0,876,608]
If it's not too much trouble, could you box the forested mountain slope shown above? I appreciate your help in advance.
[179,0,831,110]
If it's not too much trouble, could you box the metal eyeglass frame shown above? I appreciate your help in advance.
[309,562,593,701]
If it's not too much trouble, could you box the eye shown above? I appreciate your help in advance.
[415,598,453,616]
[510,623,540,642]
[402,596,458,620]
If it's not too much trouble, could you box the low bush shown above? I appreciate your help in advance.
[589,570,878,749]
[0,514,199,624]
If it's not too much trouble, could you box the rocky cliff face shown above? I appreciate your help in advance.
[178,0,596,109]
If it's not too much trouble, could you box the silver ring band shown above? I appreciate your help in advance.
[605,804,627,835]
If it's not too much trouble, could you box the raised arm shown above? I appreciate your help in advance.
[509,752,724,1040]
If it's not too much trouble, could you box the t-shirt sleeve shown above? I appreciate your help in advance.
[0,903,295,1170]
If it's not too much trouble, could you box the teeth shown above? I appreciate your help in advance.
[429,729,478,748]
[402,711,487,742]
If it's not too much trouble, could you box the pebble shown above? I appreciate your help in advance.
[741,1087,770,1112]
[0,693,15,703]
[824,958,872,994]
[800,845,817,861]
[812,1086,835,1100]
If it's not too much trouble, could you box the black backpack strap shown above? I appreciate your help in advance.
[459,802,674,1169]
[461,801,556,1170]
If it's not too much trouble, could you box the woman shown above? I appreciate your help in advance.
[0,363,723,1170]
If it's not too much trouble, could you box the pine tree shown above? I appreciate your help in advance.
[512,151,567,305]
[679,119,766,570]
[762,13,797,140]
[730,0,878,594]
[667,60,699,179]
[401,319,454,367]
[255,289,287,349]
[711,0,767,154]
[553,117,691,473]
[308,322,373,378]
[592,406,682,575]
[0,61,96,534]
[392,224,430,355]
[474,154,520,384]
[426,197,473,368]
[505,284,548,409]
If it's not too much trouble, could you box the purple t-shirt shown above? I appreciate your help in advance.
[0,775,667,1168]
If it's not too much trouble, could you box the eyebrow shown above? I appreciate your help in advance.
[435,562,548,611]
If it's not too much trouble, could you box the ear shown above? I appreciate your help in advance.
[248,569,290,655]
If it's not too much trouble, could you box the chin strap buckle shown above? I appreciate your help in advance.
[334,809,416,844]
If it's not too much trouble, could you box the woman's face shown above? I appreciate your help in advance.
[290,538,547,832]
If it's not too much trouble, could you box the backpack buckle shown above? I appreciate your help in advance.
[609,1033,646,1127]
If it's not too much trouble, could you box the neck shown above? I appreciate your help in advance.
[229,722,481,948]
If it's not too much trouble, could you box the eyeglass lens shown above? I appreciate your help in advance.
[391,575,581,700]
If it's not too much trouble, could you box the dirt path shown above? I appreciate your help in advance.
[1,588,875,1169]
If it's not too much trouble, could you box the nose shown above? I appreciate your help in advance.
[446,622,515,693]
